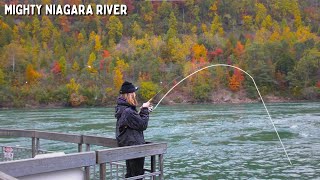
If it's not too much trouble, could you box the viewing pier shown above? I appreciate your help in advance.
[0,129,167,180]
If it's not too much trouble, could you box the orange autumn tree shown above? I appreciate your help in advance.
[25,64,41,84]
[233,41,245,61]
[228,68,245,92]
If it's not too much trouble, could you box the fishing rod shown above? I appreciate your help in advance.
[150,63,292,165]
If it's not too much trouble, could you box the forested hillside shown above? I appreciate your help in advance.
[0,0,319,108]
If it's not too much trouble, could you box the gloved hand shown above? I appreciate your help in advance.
[148,105,154,112]
[142,101,150,108]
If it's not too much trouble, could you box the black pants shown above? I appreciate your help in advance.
[125,157,145,179]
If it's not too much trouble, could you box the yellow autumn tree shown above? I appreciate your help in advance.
[281,26,295,45]
[255,3,267,26]
[210,2,218,14]
[192,44,207,61]
[78,32,85,44]
[261,15,273,30]
[0,68,5,85]
[72,61,80,72]
[211,15,224,36]
[108,16,123,45]
[113,58,129,91]
[40,16,54,43]
[66,78,80,95]
[94,35,102,52]
[243,15,253,30]
[296,26,316,42]
[139,81,158,101]
[291,1,302,28]
[87,52,98,74]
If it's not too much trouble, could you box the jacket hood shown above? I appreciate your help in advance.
[115,96,136,118]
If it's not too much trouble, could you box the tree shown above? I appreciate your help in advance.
[242,15,253,30]
[58,16,70,32]
[41,16,54,43]
[255,3,267,26]
[66,78,80,95]
[228,69,244,91]
[87,52,97,74]
[51,61,61,75]
[132,21,143,38]
[1,42,28,73]
[107,16,123,45]
[192,44,207,62]
[233,41,245,61]
[211,15,224,36]
[59,56,67,77]
[72,61,80,73]
[296,26,316,42]
[78,32,85,44]
[288,48,319,89]
[261,15,273,30]
[25,64,41,84]
[113,58,129,90]
[0,20,12,48]
[31,17,40,38]
[0,68,5,85]
[167,12,177,40]
[94,35,102,52]
[139,81,158,101]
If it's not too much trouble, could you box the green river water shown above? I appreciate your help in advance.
[0,102,319,179]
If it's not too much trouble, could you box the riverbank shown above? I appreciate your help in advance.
[160,89,295,105]
[1,89,315,110]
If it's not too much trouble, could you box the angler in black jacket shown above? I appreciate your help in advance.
[115,81,151,179]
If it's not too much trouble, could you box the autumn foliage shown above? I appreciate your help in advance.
[228,69,245,92]
[51,62,61,75]
[0,0,319,107]
[25,64,41,84]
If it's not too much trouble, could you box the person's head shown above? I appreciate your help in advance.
[119,81,139,106]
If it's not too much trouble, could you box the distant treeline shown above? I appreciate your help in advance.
[0,0,319,108]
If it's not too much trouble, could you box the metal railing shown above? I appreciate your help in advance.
[0,129,167,180]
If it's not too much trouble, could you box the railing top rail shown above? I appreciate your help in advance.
[82,135,118,147]
[0,129,82,143]
[0,151,96,177]
[0,129,34,138]
[35,131,82,144]
[96,142,167,163]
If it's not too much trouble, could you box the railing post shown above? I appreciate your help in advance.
[109,163,113,179]
[36,138,40,154]
[84,166,90,180]
[31,137,36,158]
[78,143,82,152]
[151,155,156,180]
[84,144,90,179]
[86,144,90,151]
[100,163,106,180]
[159,154,164,180]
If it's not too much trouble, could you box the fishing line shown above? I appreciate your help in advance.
[152,63,292,165]
[148,75,182,102]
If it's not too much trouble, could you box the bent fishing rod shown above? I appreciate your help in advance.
[148,63,292,165]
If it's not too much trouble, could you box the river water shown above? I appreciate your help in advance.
[0,102,319,179]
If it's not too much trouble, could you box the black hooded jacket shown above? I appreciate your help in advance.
[115,97,149,147]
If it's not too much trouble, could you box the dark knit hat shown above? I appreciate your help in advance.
[119,81,139,94]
